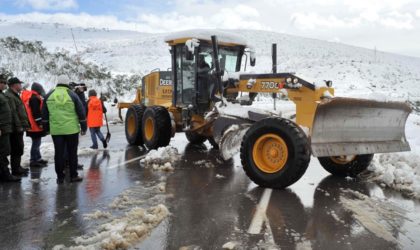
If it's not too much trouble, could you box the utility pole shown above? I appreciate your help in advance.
[71,28,83,81]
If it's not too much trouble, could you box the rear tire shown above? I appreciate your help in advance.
[240,117,310,189]
[125,104,145,145]
[185,131,207,144]
[318,154,374,177]
[142,106,172,149]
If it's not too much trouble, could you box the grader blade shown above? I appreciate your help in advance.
[310,97,411,157]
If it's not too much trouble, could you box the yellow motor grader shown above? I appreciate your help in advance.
[118,31,411,188]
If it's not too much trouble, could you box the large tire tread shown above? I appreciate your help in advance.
[142,106,172,149]
[125,104,145,145]
[240,117,310,189]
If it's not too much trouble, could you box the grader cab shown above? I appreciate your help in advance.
[119,30,411,189]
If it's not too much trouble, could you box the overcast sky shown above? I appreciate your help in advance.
[1,0,420,57]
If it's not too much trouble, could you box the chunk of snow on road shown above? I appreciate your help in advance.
[140,146,180,171]
[362,114,420,199]
[83,210,112,220]
[222,241,239,249]
[215,174,225,179]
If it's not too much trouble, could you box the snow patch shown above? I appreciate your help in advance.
[140,146,180,171]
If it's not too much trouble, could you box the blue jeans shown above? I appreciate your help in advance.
[30,137,42,163]
[90,127,105,148]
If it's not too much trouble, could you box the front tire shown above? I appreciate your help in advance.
[318,154,374,177]
[240,118,310,189]
[142,106,172,149]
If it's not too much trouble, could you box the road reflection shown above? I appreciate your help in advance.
[266,176,400,249]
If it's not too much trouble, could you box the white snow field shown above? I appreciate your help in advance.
[1,21,420,198]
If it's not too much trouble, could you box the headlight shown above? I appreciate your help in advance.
[293,78,299,84]
[286,78,292,83]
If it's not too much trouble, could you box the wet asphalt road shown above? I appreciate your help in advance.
[1,123,420,250]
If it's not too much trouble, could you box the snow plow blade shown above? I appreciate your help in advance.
[310,97,411,157]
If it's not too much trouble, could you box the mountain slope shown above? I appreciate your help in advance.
[1,21,420,102]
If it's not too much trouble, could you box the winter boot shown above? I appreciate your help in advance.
[12,166,29,176]
[0,168,21,182]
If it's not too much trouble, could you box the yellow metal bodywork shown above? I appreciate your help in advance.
[252,133,288,173]
[236,77,334,130]
[143,72,172,107]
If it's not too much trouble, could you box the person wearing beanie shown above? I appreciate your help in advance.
[86,89,107,149]
[42,74,87,184]
[0,75,21,182]
[21,82,48,168]
[5,77,30,176]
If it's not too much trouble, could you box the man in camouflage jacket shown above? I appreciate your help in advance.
[5,77,30,176]
[0,75,21,182]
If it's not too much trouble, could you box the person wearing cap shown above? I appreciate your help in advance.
[21,82,48,168]
[42,74,87,184]
[5,77,30,176]
[0,75,21,182]
[87,89,107,149]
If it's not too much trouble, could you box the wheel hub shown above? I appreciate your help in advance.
[252,133,288,173]
[330,155,356,165]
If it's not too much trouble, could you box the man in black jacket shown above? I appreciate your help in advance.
[0,75,21,182]
[22,82,48,167]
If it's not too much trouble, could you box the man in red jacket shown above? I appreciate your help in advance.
[87,89,107,149]
[21,82,48,168]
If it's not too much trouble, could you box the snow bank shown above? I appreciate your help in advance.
[54,182,169,249]
[364,114,420,199]
[140,146,180,171]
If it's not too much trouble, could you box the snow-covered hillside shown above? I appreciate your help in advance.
[2,21,420,102]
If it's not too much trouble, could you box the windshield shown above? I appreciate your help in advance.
[199,44,242,73]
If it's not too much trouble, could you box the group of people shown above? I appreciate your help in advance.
[0,74,108,184]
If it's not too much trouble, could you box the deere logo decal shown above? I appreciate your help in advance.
[159,79,172,86]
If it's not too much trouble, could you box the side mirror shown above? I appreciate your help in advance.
[250,51,256,67]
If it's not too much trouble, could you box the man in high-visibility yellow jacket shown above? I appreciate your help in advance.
[42,75,87,184]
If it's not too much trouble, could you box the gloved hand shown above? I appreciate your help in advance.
[80,121,87,135]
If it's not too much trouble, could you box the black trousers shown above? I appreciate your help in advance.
[52,133,79,180]
[9,132,24,170]
[0,134,11,176]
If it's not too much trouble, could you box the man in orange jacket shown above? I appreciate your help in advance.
[87,89,107,149]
